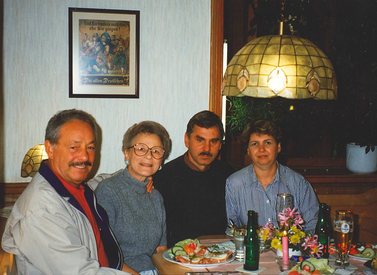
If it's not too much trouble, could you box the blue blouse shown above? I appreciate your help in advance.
[225,162,319,233]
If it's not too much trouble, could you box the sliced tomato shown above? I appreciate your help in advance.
[196,248,207,256]
[349,247,359,255]
[288,271,299,275]
[302,265,311,273]
[189,242,197,249]
[312,270,321,274]
[183,245,195,254]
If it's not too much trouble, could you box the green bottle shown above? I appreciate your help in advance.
[315,203,331,258]
[244,210,259,270]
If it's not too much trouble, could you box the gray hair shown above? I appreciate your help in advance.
[45,109,98,145]
[122,121,172,161]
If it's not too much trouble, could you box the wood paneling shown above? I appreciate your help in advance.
[209,0,224,117]
[317,188,377,244]
[0,183,28,207]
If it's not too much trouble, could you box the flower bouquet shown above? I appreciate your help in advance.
[257,207,324,257]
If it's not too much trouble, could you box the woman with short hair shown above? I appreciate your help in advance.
[225,119,319,233]
[96,121,172,275]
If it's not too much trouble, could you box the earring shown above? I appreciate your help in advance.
[125,159,129,166]
[158,165,162,171]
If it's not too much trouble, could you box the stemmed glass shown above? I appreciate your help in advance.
[333,210,354,268]
[276,193,294,271]
[276,193,294,233]
[233,228,246,260]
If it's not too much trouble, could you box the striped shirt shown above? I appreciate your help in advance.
[225,162,319,233]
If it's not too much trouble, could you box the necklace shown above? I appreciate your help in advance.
[122,171,147,196]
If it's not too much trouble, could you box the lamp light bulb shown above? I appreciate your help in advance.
[268,68,287,94]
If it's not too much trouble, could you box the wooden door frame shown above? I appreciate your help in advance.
[209,0,224,117]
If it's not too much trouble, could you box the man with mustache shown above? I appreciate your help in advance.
[154,110,233,247]
[2,109,135,274]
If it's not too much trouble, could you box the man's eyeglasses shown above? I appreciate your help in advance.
[128,143,165,160]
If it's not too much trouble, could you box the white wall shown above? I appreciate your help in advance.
[1,0,212,182]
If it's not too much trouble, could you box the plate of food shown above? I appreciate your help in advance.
[349,243,376,262]
[278,258,336,274]
[163,239,235,267]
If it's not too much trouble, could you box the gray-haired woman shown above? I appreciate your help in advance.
[96,121,172,275]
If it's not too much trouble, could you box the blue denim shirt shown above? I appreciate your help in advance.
[225,162,319,233]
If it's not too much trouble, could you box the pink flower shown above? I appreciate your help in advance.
[277,207,304,229]
[301,235,324,257]
[262,222,276,240]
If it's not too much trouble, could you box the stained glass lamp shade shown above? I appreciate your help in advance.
[222,35,337,100]
[21,144,48,177]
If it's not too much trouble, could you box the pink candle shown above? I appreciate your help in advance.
[282,236,289,266]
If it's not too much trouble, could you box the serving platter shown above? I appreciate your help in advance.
[162,250,235,268]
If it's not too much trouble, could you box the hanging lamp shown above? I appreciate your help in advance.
[222,20,338,100]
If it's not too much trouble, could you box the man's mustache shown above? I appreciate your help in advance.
[199,152,213,157]
[68,161,92,167]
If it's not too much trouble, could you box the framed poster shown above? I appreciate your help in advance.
[69,8,139,98]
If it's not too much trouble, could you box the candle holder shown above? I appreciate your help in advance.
[276,257,297,272]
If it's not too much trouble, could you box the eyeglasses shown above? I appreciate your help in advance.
[128,143,165,160]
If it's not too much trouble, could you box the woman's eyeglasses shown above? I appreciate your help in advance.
[128,143,165,160]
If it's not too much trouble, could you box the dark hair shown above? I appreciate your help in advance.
[241,119,282,144]
[122,121,172,161]
[186,110,224,139]
[45,109,98,145]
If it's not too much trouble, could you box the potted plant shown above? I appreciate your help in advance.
[345,111,377,174]
[330,16,377,174]
[343,72,377,173]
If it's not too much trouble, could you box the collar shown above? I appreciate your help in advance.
[53,168,85,196]
[39,160,73,198]
[38,160,87,213]
[122,167,149,187]
[248,161,281,187]
[183,151,210,172]
[38,161,123,269]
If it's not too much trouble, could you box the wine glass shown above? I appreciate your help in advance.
[333,210,354,268]
[233,227,246,260]
[276,193,294,232]
[276,193,294,271]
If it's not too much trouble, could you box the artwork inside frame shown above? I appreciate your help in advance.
[69,7,139,98]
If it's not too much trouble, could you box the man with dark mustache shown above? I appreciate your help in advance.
[2,109,134,274]
[154,110,233,247]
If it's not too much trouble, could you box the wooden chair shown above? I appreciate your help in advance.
[1,253,16,275]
